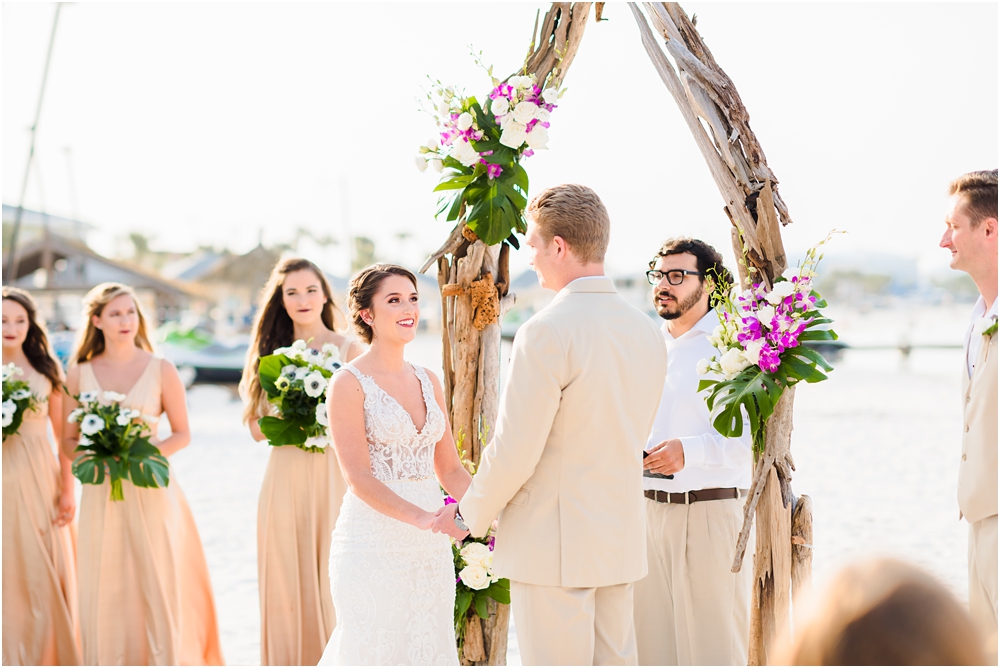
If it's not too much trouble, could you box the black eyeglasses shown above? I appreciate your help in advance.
[646,269,703,286]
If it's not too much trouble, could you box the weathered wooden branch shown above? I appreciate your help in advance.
[629,3,807,663]
[790,494,814,602]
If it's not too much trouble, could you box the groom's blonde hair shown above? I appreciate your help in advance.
[526,184,609,264]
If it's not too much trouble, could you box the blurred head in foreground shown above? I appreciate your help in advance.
[774,557,986,666]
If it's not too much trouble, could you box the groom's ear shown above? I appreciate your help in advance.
[551,235,570,258]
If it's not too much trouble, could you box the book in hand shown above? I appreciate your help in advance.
[642,450,674,480]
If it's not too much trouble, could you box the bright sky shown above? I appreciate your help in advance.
[3,2,997,279]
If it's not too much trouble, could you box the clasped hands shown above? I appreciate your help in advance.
[429,504,470,541]
[644,438,685,476]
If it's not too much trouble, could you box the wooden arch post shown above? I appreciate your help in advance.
[628,3,813,664]
[420,4,593,664]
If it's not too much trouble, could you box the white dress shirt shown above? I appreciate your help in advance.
[644,309,753,493]
[965,296,998,378]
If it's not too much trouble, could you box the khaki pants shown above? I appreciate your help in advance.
[511,581,637,665]
[634,496,751,666]
[969,514,998,662]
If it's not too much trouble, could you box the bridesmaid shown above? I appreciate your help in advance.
[239,258,361,666]
[63,282,224,666]
[2,287,81,665]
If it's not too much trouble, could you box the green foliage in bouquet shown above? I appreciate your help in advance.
[2,363,38,441]
[69,390,169,502]
[257,340,340,453]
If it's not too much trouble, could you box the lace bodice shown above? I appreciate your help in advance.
[342,364,444,482]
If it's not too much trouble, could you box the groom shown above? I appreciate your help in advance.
[433,184,667,665]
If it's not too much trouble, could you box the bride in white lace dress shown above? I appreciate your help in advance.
[320,265,472,666]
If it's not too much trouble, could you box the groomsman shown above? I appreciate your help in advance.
[434,184,667,665]
[636,238,752,666]
[939,169,997,658]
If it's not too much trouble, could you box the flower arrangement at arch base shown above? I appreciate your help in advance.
[417,57,563,246]
[698,234,840,457]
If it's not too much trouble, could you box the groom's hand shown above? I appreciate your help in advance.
[645,439,685,475]
[432,505,470,541]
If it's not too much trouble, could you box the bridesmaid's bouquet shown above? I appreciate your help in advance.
[2,363,38,441]
[698,234,839,457]
[69,390,169,501]
[257,340,342,453]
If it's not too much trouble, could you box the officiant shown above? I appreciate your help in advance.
[636,238,752,666]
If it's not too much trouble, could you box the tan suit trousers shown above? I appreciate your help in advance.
[511,581,637,666]
[634,497,751,666]
[969,514,998,662]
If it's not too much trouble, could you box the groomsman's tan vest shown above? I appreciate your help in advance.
[959,327,998,524]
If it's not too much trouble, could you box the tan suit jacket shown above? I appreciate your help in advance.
[959,327,998,524]
[460,277,667,588]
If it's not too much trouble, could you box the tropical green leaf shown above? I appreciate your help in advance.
[259,416,308,445]
[484,579,511,604]
[433,175,477,192]
[72,453,105,485]
[473,592,489,619]
[455,590,472,625]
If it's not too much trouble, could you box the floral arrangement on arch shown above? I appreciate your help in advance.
[698,234,839,457]
[416,55,563,246]
[256,339,342,453]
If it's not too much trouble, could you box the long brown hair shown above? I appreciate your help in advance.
[240,258,347,424]
[73,283,154,364]
[1,287,63,389]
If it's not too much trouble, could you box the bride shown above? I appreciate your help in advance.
[320,264,471,666]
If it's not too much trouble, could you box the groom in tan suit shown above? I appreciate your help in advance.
[433,184,667,665]
[940,169,997,659]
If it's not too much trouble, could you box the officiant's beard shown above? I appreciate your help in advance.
[655,286,704,320]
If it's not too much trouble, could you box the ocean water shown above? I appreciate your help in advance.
[163,303,974,664]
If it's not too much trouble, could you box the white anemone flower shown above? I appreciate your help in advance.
[102,390,127,403]
[79,391,99,404]
[303,373,328,398]
[315,404,329,427]
[304,435,328,450]
[115,410,133,427]
[67,407,85,423]
[80,414,106,436]
[9,389,31,401]
[1,399,16,428]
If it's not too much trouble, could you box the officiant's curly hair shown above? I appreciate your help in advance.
[650,238,733,306]
[240,258,347,425]
[347,264,418,344]
[949,169,997,227]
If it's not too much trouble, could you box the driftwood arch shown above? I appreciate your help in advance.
[423,3,811,664]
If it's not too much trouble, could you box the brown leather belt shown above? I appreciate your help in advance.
[644,488,748,505]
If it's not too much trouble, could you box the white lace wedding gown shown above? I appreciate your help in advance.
[319,364,459,666]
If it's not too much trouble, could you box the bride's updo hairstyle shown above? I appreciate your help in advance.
[348,264,418,344]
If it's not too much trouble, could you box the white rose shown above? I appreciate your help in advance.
[415,155,428,172]
[542,88,559,105]
[755,305,776,328]
[499,121,528,149]
[765,281,795,305]
[534,108,551,124]
[719,348,752,379]
[303,372,328,398]
[10,388,31,400]
[458,564,491,590]
[430,158,443,173]
[451,139,480,167]
[973,316,997,336]
[102,390,127,404]
[512,101,538,124]
[696,358,711,376]
[67,407,84,423]
[456,112,474,131]
[1,399,15,427]
[743,338,765,365]
[524,125,549,150]
[460,542,492,568]
[491,96,510,116]
[80,414,106,436]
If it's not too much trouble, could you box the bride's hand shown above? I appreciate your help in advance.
[413,510,436,531]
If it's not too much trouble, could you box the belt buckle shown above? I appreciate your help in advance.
[684,491,691,505]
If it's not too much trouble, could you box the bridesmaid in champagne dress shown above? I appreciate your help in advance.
[64,283,224,666]
[239,258,361,666]
[2,287,81,665]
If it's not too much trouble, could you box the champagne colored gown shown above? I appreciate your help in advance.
[257,339,351,666]
[2,366,81,665]
[77,357,224,666]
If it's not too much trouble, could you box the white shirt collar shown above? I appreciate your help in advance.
[971,295,999,321]
[661,308,720,343]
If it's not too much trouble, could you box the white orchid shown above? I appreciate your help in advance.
[974,315,998,337]
[755,305,776,328]
[765,281,795,305]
